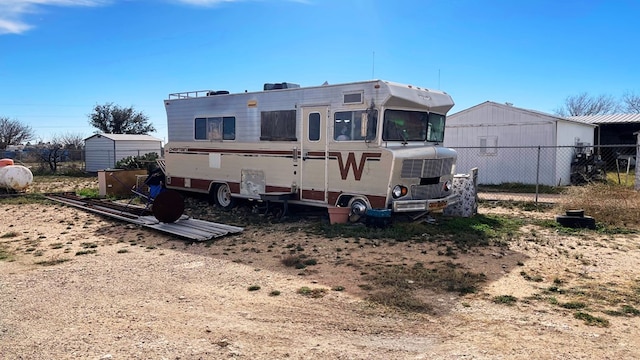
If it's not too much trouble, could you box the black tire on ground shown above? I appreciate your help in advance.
[152,190,185,223]
[212,183,236,211]
[565,209,585,217]
[555,215,596,229]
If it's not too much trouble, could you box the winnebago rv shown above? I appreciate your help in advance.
[163,79,458,219]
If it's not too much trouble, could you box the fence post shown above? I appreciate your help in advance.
[535,145,541,204]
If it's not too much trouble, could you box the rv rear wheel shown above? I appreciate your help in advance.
[212,183,236,210]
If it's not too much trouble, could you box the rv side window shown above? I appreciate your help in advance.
[308,113,320,141]
[426,113,445,143]
[334,110,377,141]
[260,110,297,141]
[194,117,236,141]
[222,117,236,140]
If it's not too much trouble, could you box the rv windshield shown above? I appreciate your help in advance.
[382,110,446,143]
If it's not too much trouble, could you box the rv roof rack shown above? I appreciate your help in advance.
[168,90,215,99]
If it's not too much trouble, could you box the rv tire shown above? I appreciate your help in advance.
[212,183,236,210]
[348,198,369,223]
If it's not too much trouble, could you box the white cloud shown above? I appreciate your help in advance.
[0,0,109,35]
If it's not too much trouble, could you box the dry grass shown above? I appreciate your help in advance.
[561,183,640,229]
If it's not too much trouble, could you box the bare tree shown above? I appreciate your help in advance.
[39,141,65,173]
[56,132,84,149]
[55,132,85,161]
[88,103,155,134]
[621,91,640,114]
[554,92,620,117]
[0,116,35,149]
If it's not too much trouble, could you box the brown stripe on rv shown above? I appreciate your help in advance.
[171,148,296,156]
[168,177,240,193]
[167,178,386,209]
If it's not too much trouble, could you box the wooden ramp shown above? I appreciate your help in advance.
[45,193,243,241]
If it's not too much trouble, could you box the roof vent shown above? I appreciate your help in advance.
[264,82,300,91]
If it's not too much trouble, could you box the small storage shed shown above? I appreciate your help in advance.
[444,101,596,186]
[84,134,163,172]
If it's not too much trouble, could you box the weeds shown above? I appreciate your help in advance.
[367,290,433,313]
[574,312,610,327]
[310,213,521,248]
[562,183,640,230]
[76,188,100,198]
[35,259,70,266]
[561,301,587,309]
[297,286,327,298]
[0,246,13,261]
[75,249,97,256]
[281,255,318,269]
[493,295,517,305]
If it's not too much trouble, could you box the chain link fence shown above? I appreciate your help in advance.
[2,145,638,204]
[1,149,161,175]
[452,144,638,203]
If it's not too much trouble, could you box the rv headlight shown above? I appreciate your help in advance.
[443,180,452,192]
[392,185,408,199]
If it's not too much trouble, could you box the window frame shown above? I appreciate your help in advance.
[479,136,498,155]
[194,116,236,141]
[333,109,377,142]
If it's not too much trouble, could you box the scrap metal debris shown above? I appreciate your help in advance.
[45,192,243,241]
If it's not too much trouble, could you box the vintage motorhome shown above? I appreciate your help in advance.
[163,79,458,218]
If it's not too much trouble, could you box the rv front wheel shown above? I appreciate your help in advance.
[348,198,370,222]
[212,183,236,210]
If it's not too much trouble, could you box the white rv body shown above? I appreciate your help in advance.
[163,80,458,215]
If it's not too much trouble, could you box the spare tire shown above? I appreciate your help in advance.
[555,215,596,229]
[565,209,585,217]
[152,190,185,223]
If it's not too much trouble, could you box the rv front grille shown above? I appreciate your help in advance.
[411,184,448,200]
[401,159,423,178]
[401,158,454,179]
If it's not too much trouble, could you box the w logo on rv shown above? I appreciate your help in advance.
[329,152,381,181]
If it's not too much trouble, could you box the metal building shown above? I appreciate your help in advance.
[444,101,595,186]
[84,134,163,172]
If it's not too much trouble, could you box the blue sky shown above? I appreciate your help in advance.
[1,0,638,143]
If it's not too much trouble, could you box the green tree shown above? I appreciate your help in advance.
[88,103,155,134]
[0,116,35,149]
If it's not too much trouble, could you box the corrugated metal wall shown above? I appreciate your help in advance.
[85,137,162,172]
[445,103,557,185]
[85,136,115,172]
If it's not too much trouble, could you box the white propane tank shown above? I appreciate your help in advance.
[0,165,34,191]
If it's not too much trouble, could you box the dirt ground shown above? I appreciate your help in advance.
[2,179,640,359]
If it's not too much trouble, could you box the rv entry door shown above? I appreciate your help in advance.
[300,106,329,203]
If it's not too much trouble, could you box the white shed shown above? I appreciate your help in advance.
[444,101,596,186]
[84,134,163,172]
